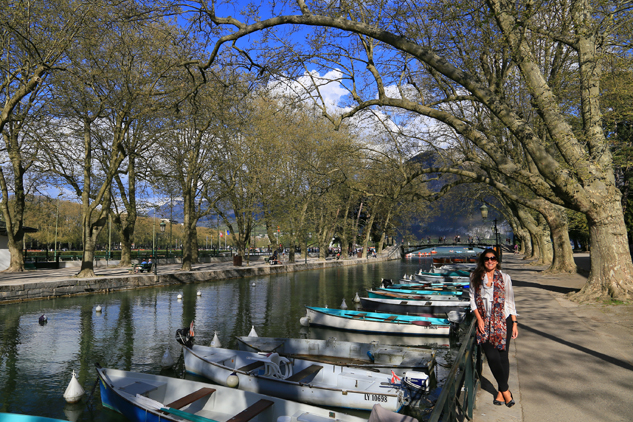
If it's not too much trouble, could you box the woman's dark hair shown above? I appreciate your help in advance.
[470,248,501,290]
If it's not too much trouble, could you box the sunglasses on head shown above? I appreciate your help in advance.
[483,256,497,262]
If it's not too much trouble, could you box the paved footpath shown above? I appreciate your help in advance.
[474,253,633,422]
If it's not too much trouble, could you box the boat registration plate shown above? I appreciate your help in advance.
[363,393,388,402]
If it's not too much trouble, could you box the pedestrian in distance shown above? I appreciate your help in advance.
[469,248,518,408]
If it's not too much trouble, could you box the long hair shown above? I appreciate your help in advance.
[471,248,501,290]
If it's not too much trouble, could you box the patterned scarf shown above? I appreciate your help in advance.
[475,270,507,350]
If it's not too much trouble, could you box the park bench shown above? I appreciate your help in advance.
[131,263,153,273]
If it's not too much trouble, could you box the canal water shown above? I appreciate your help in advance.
[0,258,463,421]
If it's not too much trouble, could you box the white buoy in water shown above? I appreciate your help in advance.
[210,331,222,348]
[197,291,201,296]
[63,370,85,404]
[95,305,102,313]
[252,282,256,286]
[226,372,239,388]
[340,298,348,310]
[177,294,182,300]
[248,325,258,337]
[353,292,361,303]
[161,347,175,368]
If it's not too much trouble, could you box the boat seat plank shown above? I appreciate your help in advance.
[238,360,266,373]
[226,399,274,422]
[166,387,216,409]
[385,315,398,321]
[351,313,367,319]
[285,364,324,382]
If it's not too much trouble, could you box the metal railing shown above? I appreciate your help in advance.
[428,318,482,422]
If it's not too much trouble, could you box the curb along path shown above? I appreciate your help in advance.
[0,251,400,304]
[474,253,633,422]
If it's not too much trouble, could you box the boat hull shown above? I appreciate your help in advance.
[359,297,470,315]
[236,336,434,374]
[305,307,451,336]
[413,274,470,283]
[367,290,464,301]
[183,345,403,411]
[97,366,369,422]
[300,326,451,348]
[377,288,466,297]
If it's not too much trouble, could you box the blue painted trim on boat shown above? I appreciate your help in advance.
[0,415,70,422]
[307,306,450,325]
[378,288,463,296]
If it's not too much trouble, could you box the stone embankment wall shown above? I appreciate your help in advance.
[0,246,401,304]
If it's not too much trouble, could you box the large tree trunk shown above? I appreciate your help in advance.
[574,199,633,300]
[535,216,553,266]
[114,212,135,268]
[377,206,393,253]
[0,131,27,272]
[540,202,576,273]
[5,232,25,272]
[361,205,378,258]
[517,208,543,261]
[192,232,199,264]
[288,238,296,263]
[77,121,112,278]
[181,190,194,271]
[113,156,137,268]
[516,227,531,256]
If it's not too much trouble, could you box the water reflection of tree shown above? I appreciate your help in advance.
[0,308,20,411]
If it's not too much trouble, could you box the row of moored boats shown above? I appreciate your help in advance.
[95,263,474,422]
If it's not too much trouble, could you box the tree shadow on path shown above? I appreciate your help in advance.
[511,279,580,295]
[520,323,633,372]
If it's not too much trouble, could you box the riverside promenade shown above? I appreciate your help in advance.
[474,253,633,422]
[0,248,400,304]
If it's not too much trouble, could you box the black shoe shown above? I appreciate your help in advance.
[493,398,503,406]
[505,392,515,408]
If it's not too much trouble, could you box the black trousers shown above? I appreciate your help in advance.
[481,316,514,392]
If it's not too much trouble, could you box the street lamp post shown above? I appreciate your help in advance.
[480,204,501,261]
[54,194,61,261]
[153,208,156,259]
[107,213,111,267]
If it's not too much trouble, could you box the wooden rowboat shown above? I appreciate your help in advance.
[301,307,451,336]
[236,336,435,375]
[179,335,409,411]
[299,326,451,348]
[359,296,470,315]
[377,288,465,297]
[367,289,465,301]
[96,365,370,422]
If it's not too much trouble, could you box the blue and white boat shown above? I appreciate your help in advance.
[367,289,465,301]
[179,334,408,411]
[377,287,465,297]
[301,306,451,336]
[359,296,470,315]
[96,365,371,422]
[414,271,471,283]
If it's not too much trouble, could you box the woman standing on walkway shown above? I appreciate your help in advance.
[470,248,519,407]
